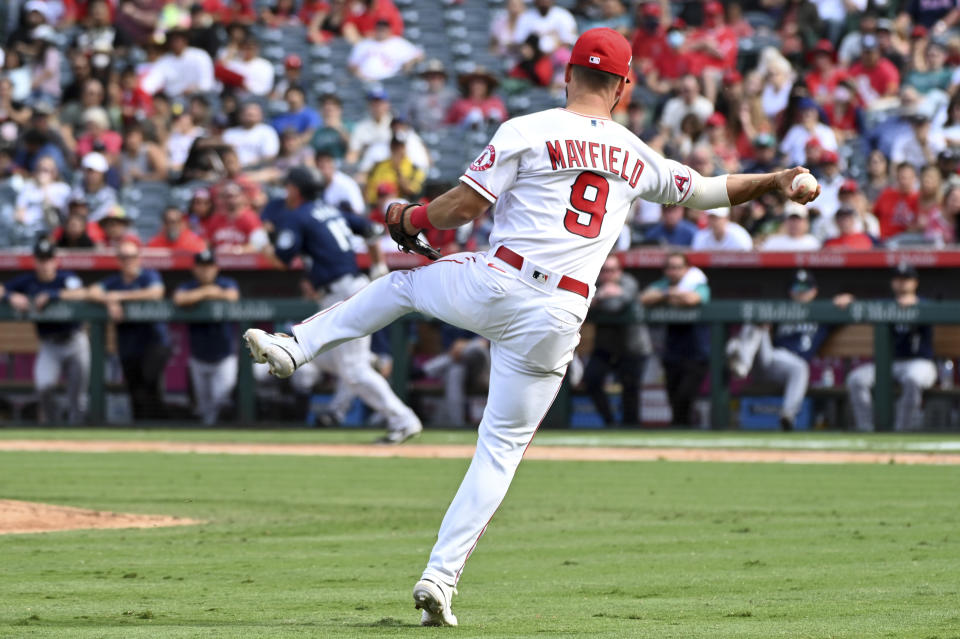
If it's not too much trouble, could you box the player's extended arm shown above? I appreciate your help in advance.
[686,167,821,209]
[403,183,490,234]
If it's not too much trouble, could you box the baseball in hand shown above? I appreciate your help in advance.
[791,173,818,196]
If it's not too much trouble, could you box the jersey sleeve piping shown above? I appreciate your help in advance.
[459,174,498,203]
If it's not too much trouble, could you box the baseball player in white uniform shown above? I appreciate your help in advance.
[244,28,819,626]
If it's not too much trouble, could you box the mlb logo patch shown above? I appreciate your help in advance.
[532,270,549,284]
[589,55,600,64]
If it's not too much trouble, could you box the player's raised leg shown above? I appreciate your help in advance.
[246,252,510,378]
[244,269,417,378]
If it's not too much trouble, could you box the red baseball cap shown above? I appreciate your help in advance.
[641,2,661,17]
[706,112,727,127]
[820,150,839,164]
[570,28,632,81]
[723,69,742,85]
[284,54,302,69]
[840,178,859,194]
[704,1,724,16]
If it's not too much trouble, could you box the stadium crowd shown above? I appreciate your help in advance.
[0,0,958,253]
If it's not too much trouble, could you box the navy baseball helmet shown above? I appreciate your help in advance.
[286,166,322,201]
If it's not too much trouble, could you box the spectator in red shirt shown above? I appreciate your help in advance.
[686,2,738,71]
[874,162,920,239]
[824,207,875,249]
[805,40,849,104]
[724,2,754,39]
[147,207,209,252]
[306,0,349,42]
[824,84,861,142]
[509,34,553,87]
[684,1,738,101]
[64,0,117,23]
[210,148,266,214]
[849,35,900,103]
[630,2,668,72]
[260,0,300,26]
[204,182,270,252]
[196,0,255,23]
[75,107,123,159]
[55,210,100,248]
[343,0,403,43]
[703,112,742,174]
[52,198,106,247]
[119,66,153,125]
[299,0,330,24]
[446,68,508,129]
[917,165,952,245]
[651,22,693,89]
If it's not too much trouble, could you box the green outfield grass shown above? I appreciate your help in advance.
[1,435,960,638]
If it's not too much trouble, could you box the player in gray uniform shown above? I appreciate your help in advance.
[836,263,936,431]
[0,239,90,423]
[727,269,831,430]
[172,250,241,425]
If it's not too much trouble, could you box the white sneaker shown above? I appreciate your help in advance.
[725,339,749,379]
[243,329,308,379]
[413,578,458,627]
[376,421,423,445]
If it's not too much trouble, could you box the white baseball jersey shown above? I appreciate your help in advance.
[460,108,698,288]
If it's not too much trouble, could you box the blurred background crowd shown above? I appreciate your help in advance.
[0,0,959,256]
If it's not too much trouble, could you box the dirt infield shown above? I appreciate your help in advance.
[0,499,201,535]
[2,438,960,465]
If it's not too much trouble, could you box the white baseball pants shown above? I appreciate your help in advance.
[188,355,238,425]
[741,325,810,421]
[300,273,421,434]
[846,359,937,431]
[35,331,90,424]
[292,250,586,586]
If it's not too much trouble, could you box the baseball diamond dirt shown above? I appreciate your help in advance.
[0,438,959,465]
[0,499,201,535]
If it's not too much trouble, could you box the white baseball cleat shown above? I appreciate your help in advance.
[376,421,423,445]
[413,578,458,627]
[243,329,308,379]
[725,338,749,379]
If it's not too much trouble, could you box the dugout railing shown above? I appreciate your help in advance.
[2,299,960,430]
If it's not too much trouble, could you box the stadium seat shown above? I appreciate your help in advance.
[169,181,212,211]
[122,181,171,241]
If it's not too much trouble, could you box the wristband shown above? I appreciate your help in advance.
[409,204,435,231]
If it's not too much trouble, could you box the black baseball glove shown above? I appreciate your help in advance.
[385,202,442,260]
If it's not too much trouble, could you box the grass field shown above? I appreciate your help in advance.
[2,430,960,638]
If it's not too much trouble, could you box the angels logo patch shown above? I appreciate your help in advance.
[470,145,496,171]
[674,173,690,195]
